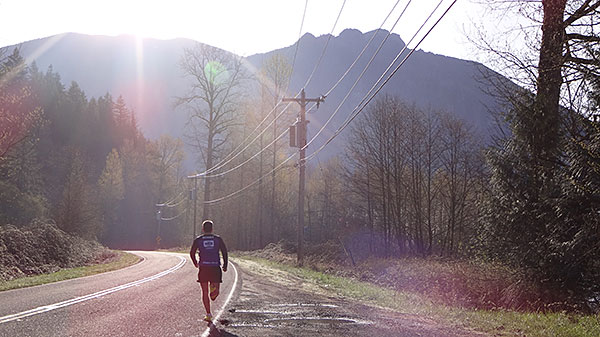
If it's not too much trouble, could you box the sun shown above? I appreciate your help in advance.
[111,1,186,41]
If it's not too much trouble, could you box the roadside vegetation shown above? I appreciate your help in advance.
[235,244,600,337]
[0,221,140,291]
[248,241,599,313]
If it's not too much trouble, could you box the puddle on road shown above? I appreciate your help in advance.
[229,323,278,328]
[234,309,287,315]
[265,317,372,325]
[227,303,372,329]
[229,303,341,317]
[270,303,339,308]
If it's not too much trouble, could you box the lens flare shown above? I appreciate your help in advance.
[204,61,228,86]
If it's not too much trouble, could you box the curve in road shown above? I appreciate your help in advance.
[0,251,238,337]
[0,254,186,324]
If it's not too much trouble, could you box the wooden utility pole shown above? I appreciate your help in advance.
[283,89,324,266]
[189,175,198,238]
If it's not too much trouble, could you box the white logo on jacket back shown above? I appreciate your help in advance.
[203,240,215,248]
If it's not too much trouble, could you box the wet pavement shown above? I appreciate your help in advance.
[207,259,488,337]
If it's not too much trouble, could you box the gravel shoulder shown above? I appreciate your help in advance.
[212,258,488,337]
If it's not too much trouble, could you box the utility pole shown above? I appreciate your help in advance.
[283,88,324,266]
[156,208,162,249]
[189,176,198,238]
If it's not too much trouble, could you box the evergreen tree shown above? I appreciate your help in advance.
[0,48,42,158]
[98,148,125,242]
[97,93,117,156]
[0,48,46,224]
[56,150,100,239]
[481,1,600,306]
[120,139,159,248]
[113,95,134,145]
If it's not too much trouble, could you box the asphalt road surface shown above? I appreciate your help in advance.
[216,258,486,337]
[0,251,238,337]
[0,252,486,337]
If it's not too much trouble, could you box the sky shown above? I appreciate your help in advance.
[0,0,498,62]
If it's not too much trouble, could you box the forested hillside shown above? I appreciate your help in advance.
[0,48,186,249]
[14,30,502,154]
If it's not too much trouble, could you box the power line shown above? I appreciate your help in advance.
[324,0,404,98]
[303,0,415,152]
[195,1,422,204]
[306,0,458,162]
[156,190,185,207]
[161,208,188,221]
[203,0,341,179]
[288,0,310,92]
[189,0,310,179]
[189,101,295,178]
[200,101,318,179]
[302,0,348,88]
[203,153,297,205]
[190,0,404,180]
[200,104,320,202]
[198,0,345,179]
[190,0,453,205]
[203,127,290,178]
[194,104,290,177]
[308,127,326,173]
[163,195,186,208]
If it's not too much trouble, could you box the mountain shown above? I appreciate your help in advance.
[14,33,197,139]
[6,30,504,160]
[248,29,502,157]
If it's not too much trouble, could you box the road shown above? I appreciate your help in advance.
[0,251,238,337]
[0,252,486,337]
[216,258,486,337]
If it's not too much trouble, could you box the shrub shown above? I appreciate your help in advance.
[0,220,108,281]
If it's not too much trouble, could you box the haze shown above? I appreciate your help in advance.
[1,0,484,59]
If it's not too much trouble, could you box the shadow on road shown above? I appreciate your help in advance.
[206,322,239,337]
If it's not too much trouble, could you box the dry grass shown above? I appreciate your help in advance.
[0,251,141,291]
[245,241,580,313]
[235,254,600,337]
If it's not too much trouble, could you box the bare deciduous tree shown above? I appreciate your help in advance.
[259,53,292,246]
[176,43,246,219]
[345,96,483,257]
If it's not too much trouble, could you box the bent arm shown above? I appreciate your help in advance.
[189,240,198,267]
[220,238,228,270]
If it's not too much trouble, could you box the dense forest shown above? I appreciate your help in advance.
[1,0,599,309]
[0,48,186,249]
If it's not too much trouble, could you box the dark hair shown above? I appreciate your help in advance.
[202,220,213,233]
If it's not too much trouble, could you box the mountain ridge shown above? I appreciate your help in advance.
[3,29,503,161]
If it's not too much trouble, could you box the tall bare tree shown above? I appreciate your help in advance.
[259,53,292,246]
[177,43,246,220]
[346,96,483,257]
[154,135,185,204]
[438,113,483,256]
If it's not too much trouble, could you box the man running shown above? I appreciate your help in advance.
[190,220,228,322]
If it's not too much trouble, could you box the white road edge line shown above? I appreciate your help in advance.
[201,261,239,337]
[0,254,186,324]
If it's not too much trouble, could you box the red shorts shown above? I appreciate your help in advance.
[197,265,222,283]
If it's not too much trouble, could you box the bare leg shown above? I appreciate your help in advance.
[200,281,211,314]
[209,282,220,300]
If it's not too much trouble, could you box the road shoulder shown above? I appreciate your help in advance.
[0,251,141,292]
[213,257,487,337]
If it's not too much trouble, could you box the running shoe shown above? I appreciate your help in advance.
[203,313,213,322]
